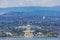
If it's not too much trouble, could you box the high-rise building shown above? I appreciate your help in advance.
[43,16,45,19]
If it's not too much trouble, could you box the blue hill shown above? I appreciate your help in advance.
[0,6,60,18]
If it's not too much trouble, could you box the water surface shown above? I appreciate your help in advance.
[0,37,60,40]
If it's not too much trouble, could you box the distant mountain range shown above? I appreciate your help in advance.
[0,6,60,19]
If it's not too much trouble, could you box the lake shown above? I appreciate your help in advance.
[0,37,60,40]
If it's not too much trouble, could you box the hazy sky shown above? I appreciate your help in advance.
[0,0,60,8]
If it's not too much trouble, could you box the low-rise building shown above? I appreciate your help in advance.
[34,32,47,37]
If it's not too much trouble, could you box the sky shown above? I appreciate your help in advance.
[0,0,60,8]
